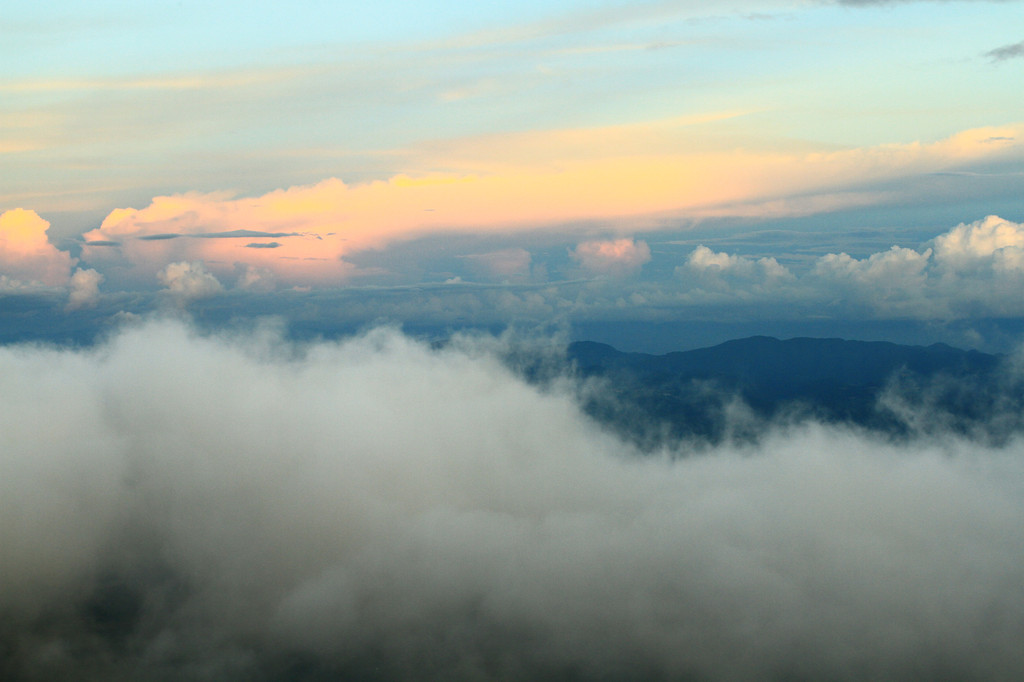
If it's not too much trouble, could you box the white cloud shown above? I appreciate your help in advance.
[684,245,791,280]
[158,261,223,302]
[671,216,1024,320]
[687,244,744,272]
[812,245,932,313]
[814,246,931,283]
[932,215,1024,273]
[65,268,104,310]
[677,246,794,298]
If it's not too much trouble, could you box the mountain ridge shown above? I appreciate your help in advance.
[558,335,1014,446]
[569,335,999,386]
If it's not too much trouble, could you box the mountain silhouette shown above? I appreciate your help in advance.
[562,336,1012,446]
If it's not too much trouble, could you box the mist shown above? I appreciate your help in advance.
[2,319,1023,681]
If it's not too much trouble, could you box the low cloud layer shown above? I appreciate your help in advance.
[2,319,1024,680]
[7,206,1024,340]
[32,122,1016,288]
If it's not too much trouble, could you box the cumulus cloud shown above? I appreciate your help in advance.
[0,209,74,288]
[812,245,932,314]
[673,246,795,307]
[671,215,1024,320]
[2,319,1024,680]
[932,214,1024,271]
[571,238,651,276]
[158,261,223,303]
[66,268,103,310]
[683,245,791,281]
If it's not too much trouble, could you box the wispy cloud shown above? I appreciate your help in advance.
[461,248,534,281]
[0,73,280,93]
[985,39,1024,62]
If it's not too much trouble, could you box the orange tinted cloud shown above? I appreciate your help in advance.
[0,209,74,287]
[80,122,1024,286]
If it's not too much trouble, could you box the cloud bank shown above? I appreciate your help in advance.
[61,122,1022,288]
[2,319,1024,680]
[7,205,1024,339]
[677,215,1024,319]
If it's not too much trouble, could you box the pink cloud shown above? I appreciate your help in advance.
[71,122,1023,288]
[571,238,651,276]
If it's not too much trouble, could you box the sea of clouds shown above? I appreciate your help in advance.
[2,319,1023,681]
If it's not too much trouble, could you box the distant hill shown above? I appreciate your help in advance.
[558,336,1016,447]
[571,336,998,380]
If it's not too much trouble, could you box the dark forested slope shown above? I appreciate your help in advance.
[562,336,1017,446]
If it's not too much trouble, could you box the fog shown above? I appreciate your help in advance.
[2,319,1023,681]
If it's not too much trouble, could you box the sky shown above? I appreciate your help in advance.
[2,0,1024,349]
